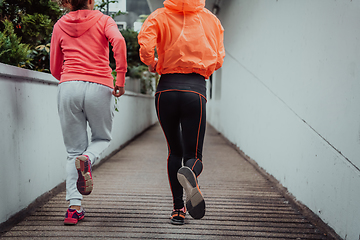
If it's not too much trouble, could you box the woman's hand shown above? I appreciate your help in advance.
[113,86,125,97]
[148,58,158,73]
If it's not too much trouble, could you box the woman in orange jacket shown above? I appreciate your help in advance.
[138,0,225,225]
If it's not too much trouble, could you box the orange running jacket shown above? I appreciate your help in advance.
[138,0,225,79]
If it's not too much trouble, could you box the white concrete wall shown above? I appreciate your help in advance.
[0,63,157,225]
[207,1,360,239]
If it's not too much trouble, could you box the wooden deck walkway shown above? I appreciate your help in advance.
[0,124,340,239]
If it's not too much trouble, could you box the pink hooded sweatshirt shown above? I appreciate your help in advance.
[50,10,127,88]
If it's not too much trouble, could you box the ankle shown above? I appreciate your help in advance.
[70,205,81,211]
[174,206,186,212]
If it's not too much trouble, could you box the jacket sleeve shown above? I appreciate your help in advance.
[216,23,225,71]
[105,17,127,87]
[138,14,158,68]
[50,25,63,81]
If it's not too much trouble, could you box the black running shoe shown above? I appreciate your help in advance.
[170,207,186,225]
[177,166,205,219]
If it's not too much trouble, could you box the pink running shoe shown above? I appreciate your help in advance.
[75,155,93,195]
[64,208,85,225]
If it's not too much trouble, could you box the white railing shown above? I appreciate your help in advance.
[0,63,157,225]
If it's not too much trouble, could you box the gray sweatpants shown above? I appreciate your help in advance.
[58,81,115,206]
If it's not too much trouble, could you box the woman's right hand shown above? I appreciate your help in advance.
[113,86,125,97]
[148,58,158,73]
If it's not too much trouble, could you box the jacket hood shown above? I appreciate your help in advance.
[163,0,205,12]
[57,10,103,37]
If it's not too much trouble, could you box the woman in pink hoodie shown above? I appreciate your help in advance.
[50,0,127,225]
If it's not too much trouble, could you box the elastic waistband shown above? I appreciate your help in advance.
[156,73,206,97]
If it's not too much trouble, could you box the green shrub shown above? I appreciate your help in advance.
[0,0,63,69]
[21,13,53,46]
[117,28,157,94]
[28,43,51,72]
[120,29,142,69]
[0,20,32,67]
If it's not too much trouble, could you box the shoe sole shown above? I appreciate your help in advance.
[75,156,93,194]
[177,166,205,219]
[64,219,77,225]
[170,218,185,225]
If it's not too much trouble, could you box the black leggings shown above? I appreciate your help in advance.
[155,90,206,209]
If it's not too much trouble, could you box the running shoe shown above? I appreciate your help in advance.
[75,155,93,195]
[170,207,186,225]
[177,166,205,219]
[64,208,85,225]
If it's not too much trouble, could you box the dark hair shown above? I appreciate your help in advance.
[57,0,88,11]
[70,0,88,11]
